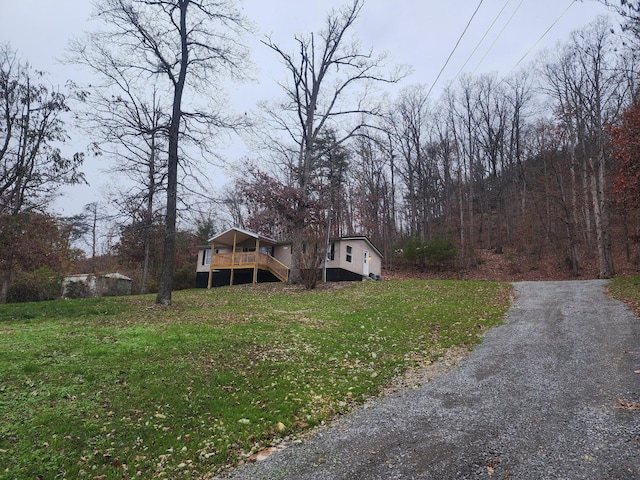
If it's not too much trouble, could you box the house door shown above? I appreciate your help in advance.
[363,250,370,277]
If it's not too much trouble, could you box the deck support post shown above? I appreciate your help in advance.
[253,238,260,284]
[207,242,215,289]
[230,231,237,286]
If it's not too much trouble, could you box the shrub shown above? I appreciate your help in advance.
[64,280,91,299]
[402,236,457,269]
[423,236,457,264]
[402,237,422,265]
[173,266,196,291]
[7,268,62,303]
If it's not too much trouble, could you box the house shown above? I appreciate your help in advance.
[195,227,383,288]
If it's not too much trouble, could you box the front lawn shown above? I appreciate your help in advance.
[0,280,511,479]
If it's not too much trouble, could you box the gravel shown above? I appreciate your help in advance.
[217,280,640,479]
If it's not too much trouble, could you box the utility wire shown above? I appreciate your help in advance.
[449,0,512,86]
[508,0,577,74]
[491,1,578,93]
[426,0,485,99]
[472,0,526,74]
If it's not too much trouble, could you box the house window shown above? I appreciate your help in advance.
[346,245,353,263]
[328,242,335,261]
[203,249,212,266]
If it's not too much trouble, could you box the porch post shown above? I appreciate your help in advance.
[230,230,237,286]
[207,241,215,289]
[253,238,260,284]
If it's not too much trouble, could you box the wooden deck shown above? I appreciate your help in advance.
[210,252,289,283]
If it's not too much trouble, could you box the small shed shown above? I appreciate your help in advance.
[63,273,133,298]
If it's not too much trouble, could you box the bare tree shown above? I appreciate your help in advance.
[68,38,170,291]
[0,44,84,303]
[350,130,397,258]
[600,0,640,43]
[387,84,431,239]
[442,76,483,267]
[76,0,249,304]
[261,0,406,283]
[542,18,630,278]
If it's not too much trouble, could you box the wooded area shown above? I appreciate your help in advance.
[2,0,640,302]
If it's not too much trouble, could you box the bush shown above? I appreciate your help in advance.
[402,237,422,265]
[172,266,196,291]
[7,268,62,303]
[64,280,91,299]
[423,237,457,264]
[403,236,457,269]
[298,245,324,290]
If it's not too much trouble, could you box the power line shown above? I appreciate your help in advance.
[426,0,485,99]
[472,0,526,74]
[508,0,578,74]
[450,0,513,86]
[428,0,580,96]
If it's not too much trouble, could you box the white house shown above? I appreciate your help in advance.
[195,227,383,288]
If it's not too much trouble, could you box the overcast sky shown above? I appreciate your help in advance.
[1,0,614,217]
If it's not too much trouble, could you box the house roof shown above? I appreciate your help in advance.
[103,273,133,281]
[64,273,132,281]
[208,227,280,247]
[204,227,383,258]
[335,236,384,259]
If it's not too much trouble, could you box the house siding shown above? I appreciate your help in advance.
[273,244,292,268]
[196,248,210,273]
[329,239,381,278]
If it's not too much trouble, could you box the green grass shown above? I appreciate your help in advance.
[609,276,640,312]
[0,280,511,479]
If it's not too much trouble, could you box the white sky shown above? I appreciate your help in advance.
[0,0,613,217]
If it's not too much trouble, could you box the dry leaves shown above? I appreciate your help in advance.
[615,397,640,411]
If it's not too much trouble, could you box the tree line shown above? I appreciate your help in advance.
[234,4,640,284]
[1,0,640,302]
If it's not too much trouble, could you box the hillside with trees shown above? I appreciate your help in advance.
[2,0,640,302]
[234,8,640,283]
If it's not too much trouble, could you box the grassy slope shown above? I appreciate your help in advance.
[609,276,640,318]
[0,280,511,479]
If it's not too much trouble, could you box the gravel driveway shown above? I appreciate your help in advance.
[219,280,640,479]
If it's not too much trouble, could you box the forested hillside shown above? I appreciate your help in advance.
[3,1,640,302]
[238,14,640,281]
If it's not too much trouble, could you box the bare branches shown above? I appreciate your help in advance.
[261,0,405,190]
[70,0,251,304]
[0,44,84,215]
[253,0,408,283]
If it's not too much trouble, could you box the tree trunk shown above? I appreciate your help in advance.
[141,221,152,295]
[0,251,13,305]
[156,1,189,306]
[0,242,14,304]
[458,161,466,267]
[589,156,614,278]
[141,132,157,295]
[581,155,594,256]
[289,219,304,285]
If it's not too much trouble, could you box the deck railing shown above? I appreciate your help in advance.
[211,252,289,282]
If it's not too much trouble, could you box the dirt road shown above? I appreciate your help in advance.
[220,280,640,479]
